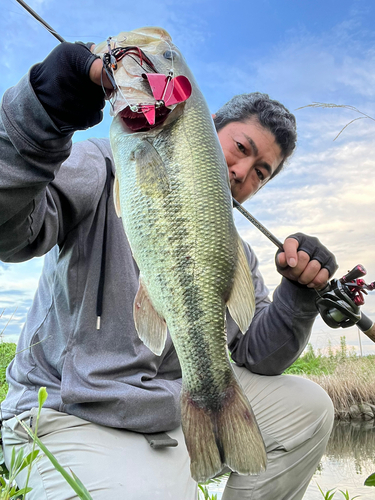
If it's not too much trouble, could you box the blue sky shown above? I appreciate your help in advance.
[1,0,375,354]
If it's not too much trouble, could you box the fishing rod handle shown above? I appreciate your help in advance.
[357,312,375,343]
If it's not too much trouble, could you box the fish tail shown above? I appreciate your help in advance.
[216,380,267,476]
[181,380,267,483]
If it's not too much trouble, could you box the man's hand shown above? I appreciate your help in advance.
[88,45,114,89]
[275,233,338,289]
[30,42,112,131]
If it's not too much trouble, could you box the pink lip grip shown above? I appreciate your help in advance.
[139,74,192,125]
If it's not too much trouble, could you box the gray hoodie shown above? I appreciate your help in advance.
[0,74,318,431]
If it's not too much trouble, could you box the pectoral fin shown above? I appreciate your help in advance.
[133,279,167,355]
[227,237,255,333]
[133,139,170,197]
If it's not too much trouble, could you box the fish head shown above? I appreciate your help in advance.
[94,27,193,132]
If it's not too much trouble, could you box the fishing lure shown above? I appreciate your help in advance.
[101,36,191,126]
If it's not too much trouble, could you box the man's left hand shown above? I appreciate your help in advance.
[275,233,338,289]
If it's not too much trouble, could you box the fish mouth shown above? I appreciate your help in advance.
[120,104,171,132]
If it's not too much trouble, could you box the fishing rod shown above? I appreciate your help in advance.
[233,198,375,343]
[15,0,65,43]
[232,199,284,250]
[15,0,375,343]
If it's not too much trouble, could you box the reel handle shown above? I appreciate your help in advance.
[341,264,366,283]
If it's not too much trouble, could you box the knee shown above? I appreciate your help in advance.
[285,374,334,433]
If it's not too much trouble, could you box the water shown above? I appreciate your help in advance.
[206,421,375,499]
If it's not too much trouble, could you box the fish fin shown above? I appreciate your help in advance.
[113,173,121,218]
[181,377,266,483]
[216,379,266,476]
[181,391,222,482]
[133,279,167,356]
[227,237,255,333]
[133,139,170,197]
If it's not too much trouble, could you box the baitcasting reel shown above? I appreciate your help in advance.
[316,265,375,333]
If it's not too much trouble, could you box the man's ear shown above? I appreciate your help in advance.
[212,113,216,119]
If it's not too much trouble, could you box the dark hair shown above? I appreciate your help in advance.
[214,92,297,178]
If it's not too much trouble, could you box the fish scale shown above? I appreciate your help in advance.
[102,26,267,482]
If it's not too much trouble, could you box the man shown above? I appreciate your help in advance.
[0,42,336,499]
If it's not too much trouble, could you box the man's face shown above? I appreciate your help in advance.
[217,117,283,204]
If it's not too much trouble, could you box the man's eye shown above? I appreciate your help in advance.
[256,169,264,181]
[237,142,246,153]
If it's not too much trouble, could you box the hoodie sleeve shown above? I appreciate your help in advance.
[0,74,106,263]
[227,242,319,375]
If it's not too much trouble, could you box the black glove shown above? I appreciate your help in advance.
[30,42,105,132]
[276,232,338,279]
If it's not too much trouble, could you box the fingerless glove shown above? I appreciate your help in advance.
[276,232,338,279]
[30,42,105,132]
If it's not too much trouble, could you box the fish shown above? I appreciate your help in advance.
[94,27,267,483]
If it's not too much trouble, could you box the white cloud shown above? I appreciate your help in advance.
[197,9,375,121]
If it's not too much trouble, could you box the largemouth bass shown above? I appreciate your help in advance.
[94,27,266,482]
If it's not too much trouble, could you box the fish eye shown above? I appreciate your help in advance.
[163,50,178,60]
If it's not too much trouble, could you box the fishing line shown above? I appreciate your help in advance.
[161,39,176,105]
[102,37,134,113]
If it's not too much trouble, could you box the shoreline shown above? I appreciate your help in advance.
[285,340,375,421]
[304,359,375,420]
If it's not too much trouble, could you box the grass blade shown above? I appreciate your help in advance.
[18,419,93,500]
[318,484,337,499]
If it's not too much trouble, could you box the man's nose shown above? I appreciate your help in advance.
[230,161,251,182]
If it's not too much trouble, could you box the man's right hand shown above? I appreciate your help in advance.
[275,233,338,290]
[88,47,114,89]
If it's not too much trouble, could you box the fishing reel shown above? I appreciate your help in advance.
[316,265,375,332]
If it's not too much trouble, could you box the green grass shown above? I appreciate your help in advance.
[0,342,16,402]
[284,337,359,376]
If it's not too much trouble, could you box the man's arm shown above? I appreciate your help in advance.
[0,43,110,262]
[227,243,319,375]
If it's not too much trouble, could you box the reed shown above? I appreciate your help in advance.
[307,357,375,419]
[285,337,375,420]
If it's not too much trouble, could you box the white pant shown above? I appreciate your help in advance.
[1,366,334,500]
